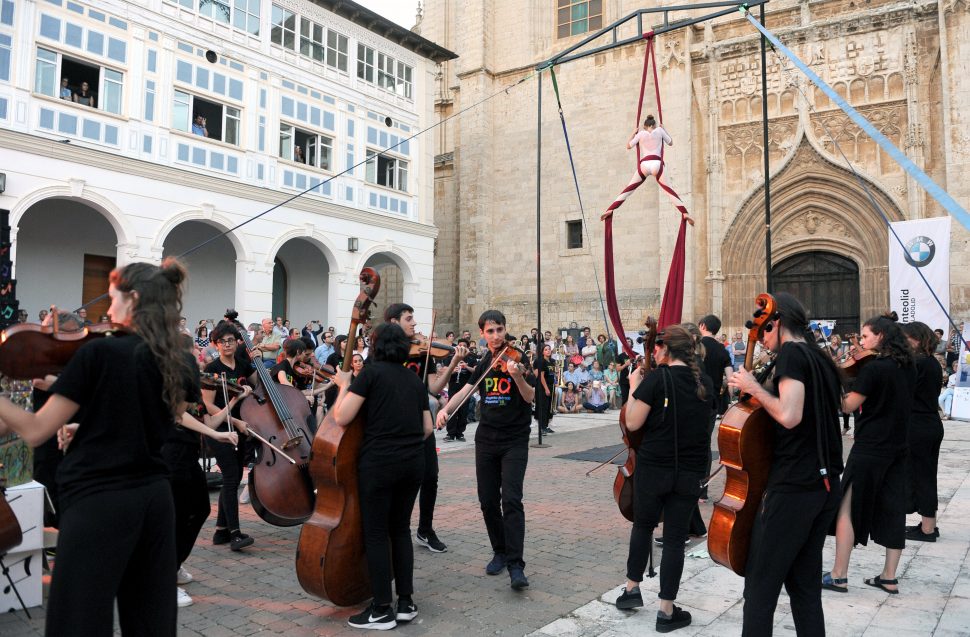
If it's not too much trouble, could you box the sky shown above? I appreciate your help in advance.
[354,0,421,29]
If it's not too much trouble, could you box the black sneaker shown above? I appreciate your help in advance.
[229,531,254,551]
[615,586,643,610]
[395,597,417,622]
[906,524,940,538]
[442,434,457,442]
[212,528,231,545]
[456,434,466,442]
[415,530,447,553]
[905,526,938,542]
[656,605,692,633]
[485,552,507,575]
[348,602,396,630]
[541,427,555,434]
[509,565,529,590]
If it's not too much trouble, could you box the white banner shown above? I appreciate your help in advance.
[888,217,951,335]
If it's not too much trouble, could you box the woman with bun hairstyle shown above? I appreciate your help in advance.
[0,258,198,636]
[821,312,915,595]
[900,321,945,542]
[615,324,713,634]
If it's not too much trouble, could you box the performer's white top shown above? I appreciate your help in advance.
[630,126,672,157]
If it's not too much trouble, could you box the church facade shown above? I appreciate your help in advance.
[417,0,969,336]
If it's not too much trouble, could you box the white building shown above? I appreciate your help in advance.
[0,0,455,330]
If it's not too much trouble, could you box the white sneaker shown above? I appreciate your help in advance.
[239,483,251,505]
[176,587,193,608]
[176,566,193,585]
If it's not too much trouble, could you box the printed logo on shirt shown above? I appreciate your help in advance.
[483,374,513,406]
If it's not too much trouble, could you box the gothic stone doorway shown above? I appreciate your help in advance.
[771,251,860,337]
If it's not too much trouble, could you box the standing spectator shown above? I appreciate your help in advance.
[698,315,733,502]
[945,323,965,369]
[301,321,323,347]
[191,114,207,137]
[355,335,369,360]
[564,334,580,363]
[581,337,598,369]
[253,318,282,368]
[617,337,635,404]
[73,81,95,107]
[195,324,211,349]
[731,331,746,370]
[293,145,306,163]
[578,326,593,350]
[596,334,616,370]
[272,317,287,338]
[60,78,73,100]
[314,332,335,366]
[178,317,191,335]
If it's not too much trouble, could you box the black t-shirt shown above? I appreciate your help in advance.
[466,351,535,445]
[270,359,297,386]
[51,333,200,510]
[204,357,255,411]
[349,361,429,464]
[617,352,631,385]
[632,365,713,473]
[852,356,916,457]
[767,342,844,491]
[404,356,437,391]
[536,356,555,389]
[912,355,943,419]
[701,336,732,396]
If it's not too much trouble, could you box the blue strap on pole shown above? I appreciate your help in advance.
[741,7,970,233]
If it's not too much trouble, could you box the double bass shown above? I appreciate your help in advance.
[708,293,777,575]
[613,317,657,522]
[296,267,380,606]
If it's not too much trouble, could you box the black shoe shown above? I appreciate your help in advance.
[395,597,417,622]
[442,434,457,442]
[615,586,643,610]
[229,531,254,551]
[456,434,466,442]
[485,552,507,575]
[905,524,940,538]
[348,602,396,630]
[656,605,692,633]
[415,530,447,553]
[905,527,938,542]
[509,565,529,590]
[212,528,231,545]
[541,427,555,434]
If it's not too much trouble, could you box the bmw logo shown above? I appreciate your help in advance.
[904,235,935,268]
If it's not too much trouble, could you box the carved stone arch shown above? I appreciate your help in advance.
[263,228,342,272]
[721,137,905,330]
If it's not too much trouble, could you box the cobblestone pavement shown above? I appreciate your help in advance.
[4,414,968,636]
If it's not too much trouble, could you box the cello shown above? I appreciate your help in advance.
[237,329,316,527]
[296,267,380,606]
[708,293,778,576]
[612,317,657,522]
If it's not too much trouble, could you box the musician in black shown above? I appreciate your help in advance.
[202,321,256,552]
[437,309,535,591]
[444,337,475,441]
[385,303,468,554]
[729,292,843,635]
[332,322,432,630]
[535,343,556,434]
[0,259,198,636]
[615,325,712,633]
[900,322,945,542]
[820,313,913,596]
[697,315,733,502]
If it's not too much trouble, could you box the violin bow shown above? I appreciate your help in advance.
[219,373,239,451]
[422,310,437,386]
[444,345,510,422]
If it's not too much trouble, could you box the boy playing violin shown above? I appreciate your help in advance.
[436,309,535,590]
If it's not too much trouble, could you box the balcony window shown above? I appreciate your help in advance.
[280,123,332,170]
[270,5,296,50]
[366,150,408,192]
[35,47,124,115]
[173,88,240,145]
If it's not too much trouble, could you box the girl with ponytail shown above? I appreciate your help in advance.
[728,291,844,633]
[0,257,199,636]
[614,324,713,633]
[820,311,915,597]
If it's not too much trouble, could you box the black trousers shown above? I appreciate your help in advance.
[207,437,246,532]
[46,481,176,637]
[446,382,469,437]
[626,466,701,600]
[742,482,841,637]
[358,456,424,606]
[475,439,529,567]
[163,442,212,567]
[699,410,717,500]
[908,420,944,517]
[417,436,439,535]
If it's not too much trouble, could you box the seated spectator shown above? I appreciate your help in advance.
[73,81,95,107]
[940,359,958,418]
[60,78,73,100]
[589,360,605,383]
[557,382,582,414]
[583,381,609,413]
[572,363,591,389]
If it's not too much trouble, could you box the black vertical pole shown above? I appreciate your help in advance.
[760,3,773,291]
[535,70,547,447]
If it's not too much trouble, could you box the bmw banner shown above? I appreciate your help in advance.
[888,216,951,335]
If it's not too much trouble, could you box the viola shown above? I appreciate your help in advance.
[297,267,380,606]
[0,320,126,380]
[199,372,246,397]
[613,316,657,521]
[409,334,455,359]
[838,333,876,378]
[708,293,778,576]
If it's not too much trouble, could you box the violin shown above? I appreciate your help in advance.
[297,267,380,606]
[708,293,778,576]
[613,316,657,521]
[199,373,246,397]
[0,314,126,380]
[493,344,532,373]
[409,334,455,359]
[838,333,876,378]
[294,362,336,384]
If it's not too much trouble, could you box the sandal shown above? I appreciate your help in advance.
[864,575,899,595]
[821,571,848,593]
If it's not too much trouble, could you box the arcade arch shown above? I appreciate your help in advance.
[362,250,412,312]
[162,220,239,326]
[271,237,332,327]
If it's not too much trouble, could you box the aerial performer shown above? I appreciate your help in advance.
[601,114,694,226]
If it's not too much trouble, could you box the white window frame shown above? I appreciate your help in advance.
[233,0,260,35]
[365,149,408,192]
[34,47,125,116]
[395,63,413,99]
[377,52,395,91]
[357,43,374,83]
[199,0,231,25]
[270,4,296,50]
[326,30,348,72]
[300,17,325,62]
[172,88,241,146]
[280,122,333,171]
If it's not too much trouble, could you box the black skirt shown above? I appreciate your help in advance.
[907,415,944,517]
[840,450,907,549]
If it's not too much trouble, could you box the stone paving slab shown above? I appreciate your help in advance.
[2,413,968,636]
